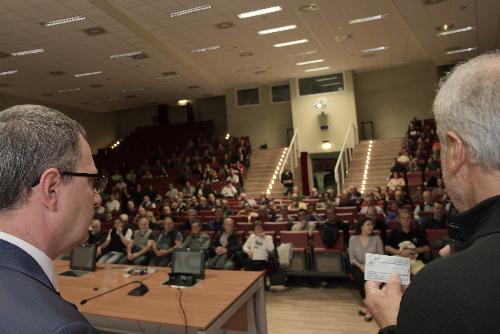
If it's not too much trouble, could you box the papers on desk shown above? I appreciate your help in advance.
[364,253,411,286]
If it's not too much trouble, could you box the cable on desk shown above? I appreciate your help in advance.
[177,288,188,334]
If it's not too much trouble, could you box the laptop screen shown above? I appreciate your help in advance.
[171,249,205,279]
[70,245,96,271]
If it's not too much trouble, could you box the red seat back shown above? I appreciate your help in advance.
[426,229,448,246]
[312,231,344,251]
[280,231,309,249]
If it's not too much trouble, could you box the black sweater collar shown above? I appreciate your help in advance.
[449,195,500,247]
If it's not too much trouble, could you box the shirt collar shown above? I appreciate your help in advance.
[449,195,500,247]
[0,231,59,291]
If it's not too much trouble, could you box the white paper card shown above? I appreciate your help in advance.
[364,253,411,286]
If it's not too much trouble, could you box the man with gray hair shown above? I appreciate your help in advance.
[0,105,103,332]
[366,54,500,333]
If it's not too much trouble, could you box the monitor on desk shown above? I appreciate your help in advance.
[171,248,205,280]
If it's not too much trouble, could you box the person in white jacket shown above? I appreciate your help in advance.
[242,222,275,271]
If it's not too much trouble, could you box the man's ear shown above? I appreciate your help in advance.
[38,168,61,211]
[444,131,468,174]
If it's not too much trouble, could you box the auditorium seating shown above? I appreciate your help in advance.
[311,231,345,277]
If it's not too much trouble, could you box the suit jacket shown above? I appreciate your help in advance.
[0,240,97,334]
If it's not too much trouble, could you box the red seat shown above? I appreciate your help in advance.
[407,171,423,186]
[311,231,345,276]
[279,231,310,274]
[426,229,448,246]
[263,222,289,238]
[387,220,419,230]
[229,215,248,223]
[280,231,309,251]
[336,206,357,215]
[236,223,253,233]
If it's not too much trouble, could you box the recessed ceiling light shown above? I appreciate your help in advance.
[191,45,221,53]
[0,70,18,76]
[11,48,44,57]
[58,88,80,93]
[437,26,473,36]
[298,4,319,12]
[169,4,212,18]
[361,46,388,52]
[109,51,143,59]
[286,50,317,57]
[273,39,308,48]
[74,71,102,78]
[349,14,389,24]
[305,66,330,72]
[238,6,282,19]
[215,22,234,29]
[239,51,254,57]
[296,59,324,66]
[334,34,352,42]
[41,15,86,27]
[258,25,297,35]
[82,27,108,36]
[178,99,189,105]
[445,47,477,54]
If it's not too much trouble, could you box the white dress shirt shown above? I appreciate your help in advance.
[0,231,59,291]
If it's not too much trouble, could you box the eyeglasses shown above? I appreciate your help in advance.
[31,171,108,193]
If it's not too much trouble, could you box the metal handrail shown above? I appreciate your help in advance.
[334,123,357,195]
[279,128,299,177]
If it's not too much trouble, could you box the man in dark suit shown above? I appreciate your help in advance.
[0,105,102,333]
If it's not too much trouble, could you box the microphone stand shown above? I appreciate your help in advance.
[80,280,147,305]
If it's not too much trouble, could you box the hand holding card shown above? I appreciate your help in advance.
[364,253,411,286]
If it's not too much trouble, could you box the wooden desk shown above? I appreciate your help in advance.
[55,261,267,334]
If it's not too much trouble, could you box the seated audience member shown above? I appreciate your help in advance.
[124,200,137,216]
[423,201,448,230]
[243,222,275,271]
[165,183,178,200]
[257,205,276,222]
[120,217,155,265]
[387,172,405,191]
[305,204,324,222]
[360,198,384,215]
[431,178,446,198]
[140,195,155,210]
[393,189,411,207]
[291,218,315,235]
[372,186,385,202]
[411,185,424,203]
[87,219,106,246]
[97,219,133,264]
[237,203,258,223]
[208,218,242,270]
[365,206,388,243]
[208,207,225,232]
[348,218,384,322]
[180,209,198,231]
[414,190,434,221]
[105,193,121,212]
[258,192,272,205]
[182,220,210,251]
[221,180,238,198]
[182,181,195,197]
[159,205,172,220]
[149,218,183,267]
[309,187,320,199]
[348,186,363,204]
[239,193,257,207]
[277,206,294,226]
[195,197,211,211]
[220,199,234,216]
[287,194,307,211]
[319,207,350,245]
[386,202,400,222]
[385,209,429,260]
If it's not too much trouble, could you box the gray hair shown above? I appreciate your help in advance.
[0,104,85,211]
[433,53,500,170]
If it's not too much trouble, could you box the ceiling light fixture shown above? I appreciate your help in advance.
[349,14,389,24]
[445,47,477,54]
[42,15,86,27]
[0,70,18,76]
[321,140,332,150]
[178,99,189,105]
[238,6,282,19]
[296,59,324,66]
[74,71,103,78]
[305,66,330,72]
[437,26,473,36]
[192,45,221,53]
[58,88,80,93]
[361,46,388,52]
[11,48,44,56]
[258,24,297,35]
[109,51,143,59]
[169,4,212,17]
[286,50,318,57]
[273,39,308,48]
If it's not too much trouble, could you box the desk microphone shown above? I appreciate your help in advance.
[80,280,149,305]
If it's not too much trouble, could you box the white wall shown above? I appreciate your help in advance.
[354,62,438,139]
[290,70,358,153]
[0,93,119,154]
[225,85,293,149]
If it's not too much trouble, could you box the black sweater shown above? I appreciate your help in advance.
[381,195,500,334]
[209,231,241,257]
